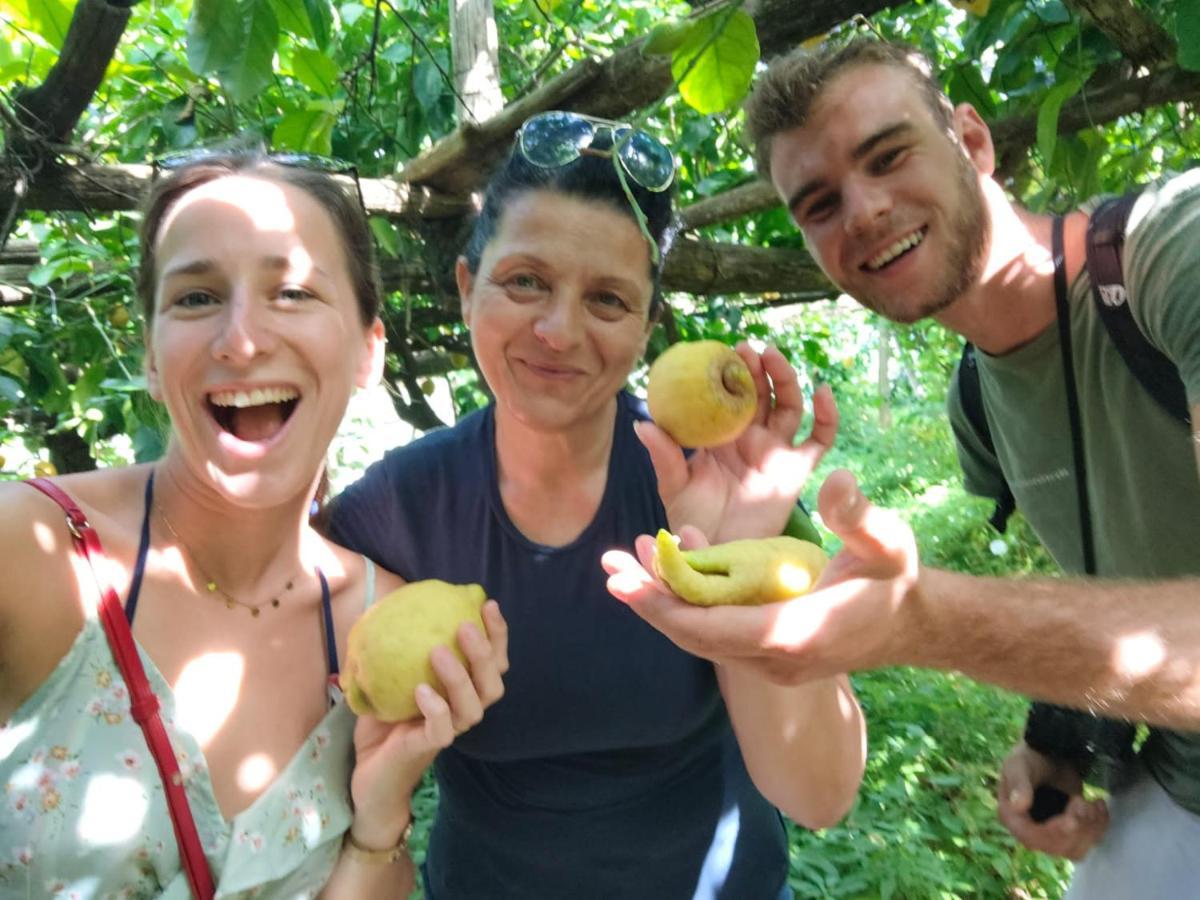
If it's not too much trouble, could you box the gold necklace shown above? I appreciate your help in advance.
[157,505,296,617]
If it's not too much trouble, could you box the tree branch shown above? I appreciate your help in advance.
[397,0,901,194]
[1065,0,1174,69]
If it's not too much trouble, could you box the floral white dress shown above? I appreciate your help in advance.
[0,561,375,899]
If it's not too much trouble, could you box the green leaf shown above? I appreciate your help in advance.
[1036,80,1079,166]
[412,57,444,113]
[187,0,243,76]
[643,17,694,56]
[1031,0,1070,24]
[5,0,73,50]
[782,505,823,547]
[370,218,400,258]
[0,373,22,404]
[671,9,759,115]
[381,40,412,65]
[292,46,339,96]
[269,0,332,49]
[217,0,279,103]
[1178,0,1200,71]
[272,106,335,155]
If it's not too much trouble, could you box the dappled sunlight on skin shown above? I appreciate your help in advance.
[77,773,151,845]
[174,651,244,747]
[743,445,810,500]
[776,561,819,596]
[237,752,277,793]
[1112,630,1168,681]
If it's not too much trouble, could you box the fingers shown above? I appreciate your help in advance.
[429,645,484,735]
[995,742,1107,861]
[602,544,770,663]
[481,600,510,675]
[413,681,456,749]
[758,344,805,442]
[817,469,916,577]
[633,420,689,504]
[418,602,509,740]
[735,342,773,430]
[998,788,1109,861]
[793,383,838,474]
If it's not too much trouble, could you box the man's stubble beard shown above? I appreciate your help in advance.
[853,156,990,325]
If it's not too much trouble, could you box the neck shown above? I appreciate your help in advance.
[493,396,618,491]
[153,451,317,602]
[935,181,1087,355]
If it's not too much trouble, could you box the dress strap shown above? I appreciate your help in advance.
[125,470,155,624]
[319,569,337,678]
[363,557,377,609]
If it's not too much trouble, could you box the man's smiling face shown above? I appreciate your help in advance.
[768,63,990,324]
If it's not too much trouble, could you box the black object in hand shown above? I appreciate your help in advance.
[1029,785,1070,823]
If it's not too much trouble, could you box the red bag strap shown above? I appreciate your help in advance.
[26,478,216,900]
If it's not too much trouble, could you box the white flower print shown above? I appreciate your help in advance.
[117,749,142,771]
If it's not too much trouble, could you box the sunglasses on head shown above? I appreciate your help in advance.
[517,111,676,193]
[153,148,366,211]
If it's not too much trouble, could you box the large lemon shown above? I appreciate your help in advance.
[647,340,757,447]
[342,579,487,722]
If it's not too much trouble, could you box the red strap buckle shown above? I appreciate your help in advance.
[65,508,89,540]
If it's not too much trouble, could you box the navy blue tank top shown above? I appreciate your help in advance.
[328,393,790,899]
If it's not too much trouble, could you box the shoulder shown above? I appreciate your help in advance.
[1118,171,1200,378]
[350,408,490,490]
[0,470,138,714]
[1123,170,1200,279]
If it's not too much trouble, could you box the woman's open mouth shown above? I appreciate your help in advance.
[207,386,300,444]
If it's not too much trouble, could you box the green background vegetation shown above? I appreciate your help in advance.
[5,0,1197,895]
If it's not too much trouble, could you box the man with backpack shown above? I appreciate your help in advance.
[603,37,1200,897]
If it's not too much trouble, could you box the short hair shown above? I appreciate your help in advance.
[744,38,956,179]
[138,153,382,327]
[461,133,676,318]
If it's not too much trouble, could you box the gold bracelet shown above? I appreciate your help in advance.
[343,820,414,865]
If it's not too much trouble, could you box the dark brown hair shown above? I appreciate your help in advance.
[137,153,382,326]
[462,134,676,319]
[744,38,955,179]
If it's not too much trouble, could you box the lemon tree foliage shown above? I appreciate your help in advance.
[2,0,1199,892]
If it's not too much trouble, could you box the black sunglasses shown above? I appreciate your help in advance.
[517,111,676,193]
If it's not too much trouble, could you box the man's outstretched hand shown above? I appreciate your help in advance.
[601,469,920,683]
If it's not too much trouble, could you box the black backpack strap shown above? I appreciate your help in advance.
[1086,193,1191,427]
[958,343,1016,533]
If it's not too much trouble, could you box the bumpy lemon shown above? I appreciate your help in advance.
[653,530,827,606]
[647,340,757,447]
[342,580,486,722]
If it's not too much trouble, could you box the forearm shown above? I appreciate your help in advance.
[898,569,1200,729]
[716,665,865,828]
[319,815,416,899]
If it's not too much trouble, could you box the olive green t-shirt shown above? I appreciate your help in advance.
[947,170,1200,814]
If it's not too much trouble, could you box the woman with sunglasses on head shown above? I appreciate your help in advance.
[0,153,508,898]
[327,112,866,899]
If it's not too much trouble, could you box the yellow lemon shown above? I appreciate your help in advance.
[647,341,757,447]
[653,530,827,606]
[342,580,487,722]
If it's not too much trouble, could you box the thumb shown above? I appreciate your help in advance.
[1001,754,1037,813]
[818,469,916,575]
[635,420,689,503]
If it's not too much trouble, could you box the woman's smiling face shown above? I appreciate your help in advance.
[147,174,382,504]
[457,189,656,434]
